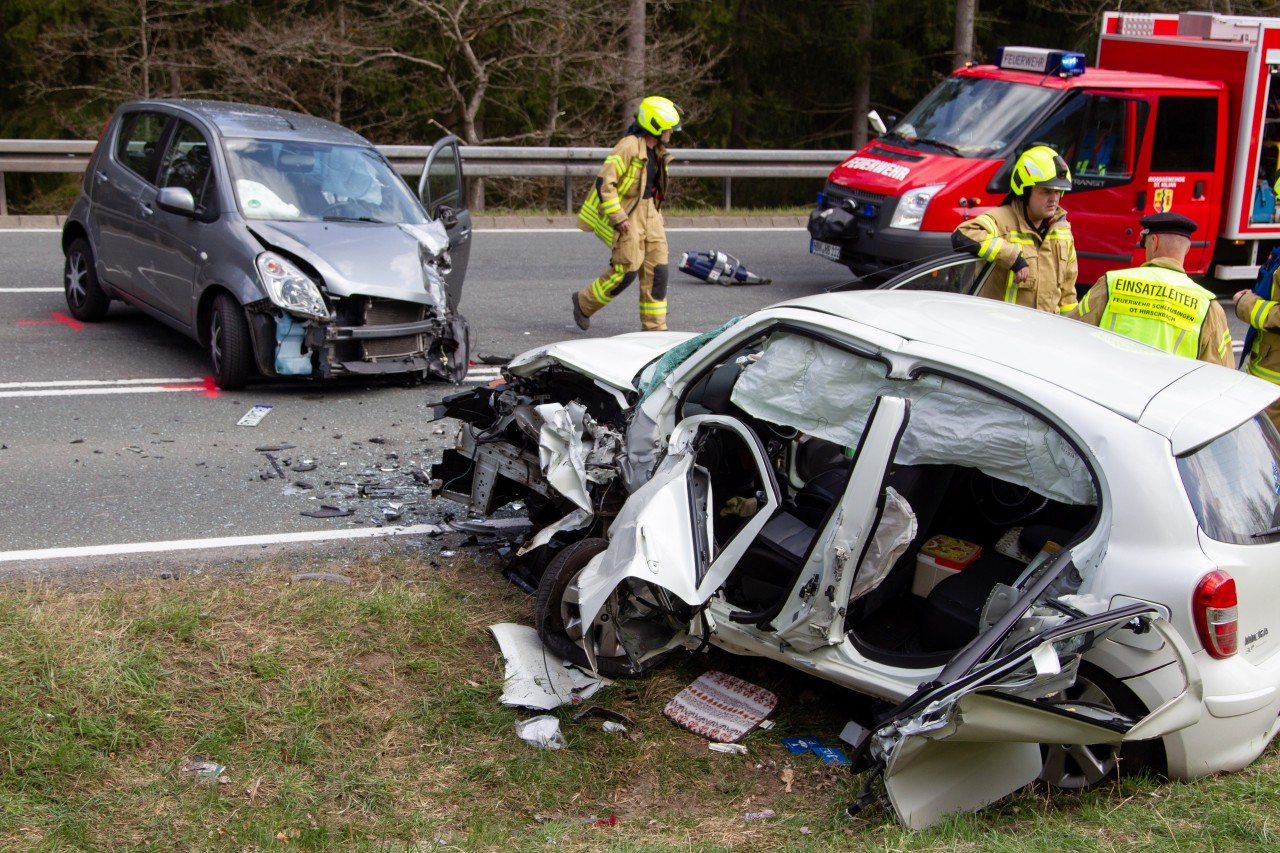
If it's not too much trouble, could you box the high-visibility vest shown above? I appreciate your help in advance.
[1244,271,1280,383]
[1099,266,1214,358]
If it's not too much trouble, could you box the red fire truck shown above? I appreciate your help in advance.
[808,11,1280,286]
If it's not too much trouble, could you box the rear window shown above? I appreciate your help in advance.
[1177,414,1280,544]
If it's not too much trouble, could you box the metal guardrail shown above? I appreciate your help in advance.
[0,140,848,215]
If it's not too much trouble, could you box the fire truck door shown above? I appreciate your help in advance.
[1024,92,1152,284]
[1147,95,1222,273]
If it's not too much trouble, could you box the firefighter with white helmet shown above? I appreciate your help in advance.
[573,95,683,331]
[951,145,1079,314]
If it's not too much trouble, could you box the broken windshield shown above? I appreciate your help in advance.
[888,77,1059,158]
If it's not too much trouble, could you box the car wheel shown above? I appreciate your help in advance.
[535,537,674,679]
[209,294,252,390]
[64,238,110,321]
[1038,663,1163,789]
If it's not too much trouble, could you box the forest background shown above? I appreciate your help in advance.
[0,0,1267,212]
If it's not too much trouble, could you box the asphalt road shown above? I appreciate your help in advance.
[0,225,850,577]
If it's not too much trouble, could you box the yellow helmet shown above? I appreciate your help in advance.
[1010,145,1072,196]
[636,96,684,135]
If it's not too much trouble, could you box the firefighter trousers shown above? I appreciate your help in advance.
[576,197,669,330]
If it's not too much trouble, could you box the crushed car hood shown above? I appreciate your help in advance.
[509,331,696,392]
[248,220,451,306]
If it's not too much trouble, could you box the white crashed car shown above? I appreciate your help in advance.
[431,280,1280,828]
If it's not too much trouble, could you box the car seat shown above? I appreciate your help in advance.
[920,523,1077,651]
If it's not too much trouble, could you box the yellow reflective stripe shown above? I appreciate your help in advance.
[1004,270,1018,303]
[1078,291,1090,316]
[974,214,996,230]
[1008,234,1035,246]
[1058,301,1078,314]
[1248,359,1280,383]
[978,235,1002,261]
[617,159,642,197]
[639,301,666,314]
[1250,299,1278,330]
[604,155,625,173]
[600,197,622,215]
[577,189,615,244]
[1218,330,1232,358]
[591,265,626,304]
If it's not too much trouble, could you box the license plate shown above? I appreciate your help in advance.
[811,240,842,261]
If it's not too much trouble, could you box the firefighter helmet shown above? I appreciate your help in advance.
[1010,145,1072,196]
[636,96,684,135]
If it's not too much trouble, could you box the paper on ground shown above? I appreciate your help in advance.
[489,622,610,710]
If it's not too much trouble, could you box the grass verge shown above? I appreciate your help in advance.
[0,549,1277,852]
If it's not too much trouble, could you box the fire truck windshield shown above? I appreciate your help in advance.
[888,76,1058,158]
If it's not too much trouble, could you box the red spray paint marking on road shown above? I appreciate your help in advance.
[17,312,85,331]
[161,376,220,398]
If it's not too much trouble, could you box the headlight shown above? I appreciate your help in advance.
[256,252,328,320]
[889,183,947,231]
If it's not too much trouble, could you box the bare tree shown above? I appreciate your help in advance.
[205,0,429,136]
[953,0,975,69]
[26,0,234,133]
[852,0,874,149]
[622,0,646,123]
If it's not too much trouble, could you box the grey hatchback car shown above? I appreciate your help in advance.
[62,99,471,389]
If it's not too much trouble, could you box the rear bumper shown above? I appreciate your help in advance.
[1158,649,1280,779]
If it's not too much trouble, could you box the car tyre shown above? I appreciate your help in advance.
[209,294,252,390]
[535,537,672,679]
[64,237,110,321]
[1038,663,1164,789]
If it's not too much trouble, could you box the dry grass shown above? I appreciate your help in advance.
[1,546,1278,852]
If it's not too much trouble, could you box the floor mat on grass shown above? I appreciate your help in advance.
[663,670,778,743]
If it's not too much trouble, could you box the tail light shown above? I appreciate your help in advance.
[1193,570,1238,658]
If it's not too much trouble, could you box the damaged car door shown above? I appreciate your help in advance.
[417,136,470,310]
[854,552,1203,830]
[555,396,910,673]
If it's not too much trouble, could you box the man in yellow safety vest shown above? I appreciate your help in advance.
[1073,212,1232,366]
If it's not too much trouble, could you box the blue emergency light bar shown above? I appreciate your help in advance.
[994,47,1087,77]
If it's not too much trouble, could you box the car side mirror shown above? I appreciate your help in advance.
[157,186,197,216]
[435,204,459,229]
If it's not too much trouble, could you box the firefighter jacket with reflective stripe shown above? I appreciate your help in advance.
[1236,268,1280,385]
[952,200,1078,314]
[1074,258,1231,366]
[577,134,670,246]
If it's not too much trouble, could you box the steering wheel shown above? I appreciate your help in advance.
[322,200,365,218]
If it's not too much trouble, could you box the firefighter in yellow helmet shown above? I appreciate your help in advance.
[1074,212,1232,366]
[952,145,1079,314]
[572,96,682,331]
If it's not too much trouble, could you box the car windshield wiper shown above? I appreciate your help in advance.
[915,137,962,156]
[1251,525,1280,538]
[322,215,383,223]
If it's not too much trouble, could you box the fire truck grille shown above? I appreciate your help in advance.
[827,184,889,208]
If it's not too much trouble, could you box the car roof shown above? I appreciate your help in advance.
[777,289,1278,452]
[122,99,371,146]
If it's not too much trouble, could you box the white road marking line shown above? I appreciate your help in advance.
[0,386,210,399]
[0,287,62,292]
[0,524,445,564]
[0,377,204,388]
